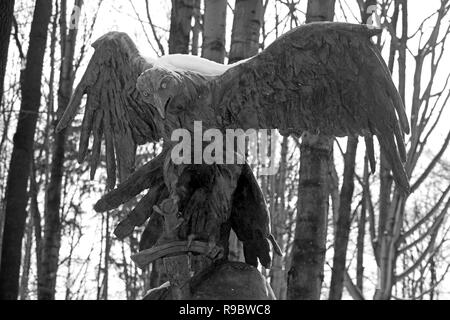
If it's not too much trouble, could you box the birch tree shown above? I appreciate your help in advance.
[0,0,52,300]
[0,0,15,101]
[169,0,196,54]
[227,0,265,262]
[202,0,227,63]
[287,0,336,301]
[38,0,84,300]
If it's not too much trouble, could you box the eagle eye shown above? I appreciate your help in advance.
[160,81,168,90]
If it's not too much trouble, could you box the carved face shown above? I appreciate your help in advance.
[136,66,181,119]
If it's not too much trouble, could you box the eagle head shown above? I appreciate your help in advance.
[137,65,182,119]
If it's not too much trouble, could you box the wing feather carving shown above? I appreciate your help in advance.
[214,22,410,192]
[57,32,161,189]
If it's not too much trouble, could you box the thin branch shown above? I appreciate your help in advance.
[128,0,161,57]
[403,184,450,239]
[344,271,365,300]
[411,129,450,193]
[399,203,447,254]
[12,16,26,61]
[145,0,165,56]
[395,215,444,282]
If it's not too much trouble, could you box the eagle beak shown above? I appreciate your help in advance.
[154,96,166,119]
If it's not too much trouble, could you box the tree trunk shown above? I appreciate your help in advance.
[287,134,333,300]
[374,0,407,301]
[202,0,227,63]
[270,136,289,300]
[356,157,369,291]
[0,0,15,100]
[169,0,195,54]
[352,3,378,294]
[101,210,110,300]
[229,0,263,64]
[191,0,201,56]
[227,0,264,262]
[329,136,358,300]
[30,159,43,288]
[0,0,15,271]
[0,0,52,300]
[19,213,33,300]
[287,0,335,300]
[38,0,83,300]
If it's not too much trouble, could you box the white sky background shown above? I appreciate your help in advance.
[5,0,449,299]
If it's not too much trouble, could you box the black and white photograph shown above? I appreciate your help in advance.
[0,0,449,305]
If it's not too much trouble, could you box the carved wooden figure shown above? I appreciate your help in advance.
[57,22,410,300]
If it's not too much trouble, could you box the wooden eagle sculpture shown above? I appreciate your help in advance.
[57,22,410,294]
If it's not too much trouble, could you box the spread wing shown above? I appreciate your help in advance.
[215,22,410,193]
[231,164,282,268]
[57,32,161,189]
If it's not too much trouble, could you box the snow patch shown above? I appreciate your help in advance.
[145,54,250,76]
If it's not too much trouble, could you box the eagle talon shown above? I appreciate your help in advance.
[157,198,179,216]
[153,197,184,243]
[206,245,223,260]
[206,237,223,260]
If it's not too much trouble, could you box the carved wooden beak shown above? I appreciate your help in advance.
[153,95,166,119]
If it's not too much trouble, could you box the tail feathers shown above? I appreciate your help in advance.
[243,237,272,269]
[258,239,272,269]
[242,234,283,269]
[243,242,258,268]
